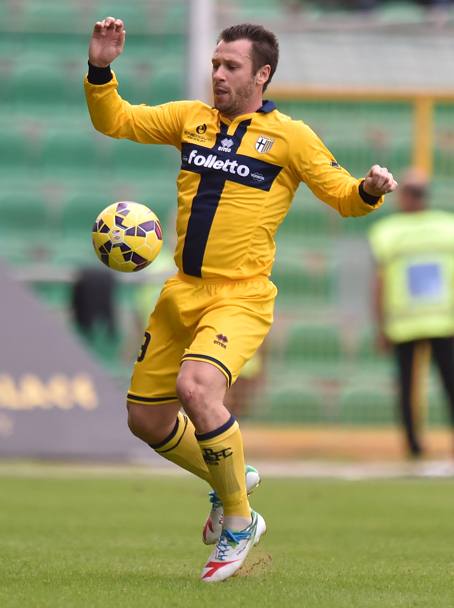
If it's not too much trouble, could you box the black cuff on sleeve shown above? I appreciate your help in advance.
[87,61,113,85]
[359,180,381,206]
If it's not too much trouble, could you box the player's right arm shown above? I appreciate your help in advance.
[84,17,185,147]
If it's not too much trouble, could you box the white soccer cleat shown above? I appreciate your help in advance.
[201,511,266,583]
[202,465,261,545]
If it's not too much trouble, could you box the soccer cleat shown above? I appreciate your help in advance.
[201,511,266,583]
[202,465,261,545]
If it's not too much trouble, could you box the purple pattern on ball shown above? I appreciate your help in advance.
[138,221,155,232]
[115,214,128,228]
[155,221,163,240]
[116,202,129,213]
[132,252,147,264]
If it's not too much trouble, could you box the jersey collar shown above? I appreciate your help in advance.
[258,100,276,113]
[215,99,277,123]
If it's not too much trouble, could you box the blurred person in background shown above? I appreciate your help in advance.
[85,17,396,582]
[369,168,454,458]
[71,265,117,341]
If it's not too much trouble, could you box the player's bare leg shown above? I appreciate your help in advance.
[176,360,265,581]
[127,401,214,483]
[176,360,251,532]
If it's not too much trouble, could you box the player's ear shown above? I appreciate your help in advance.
[255,64,271,87]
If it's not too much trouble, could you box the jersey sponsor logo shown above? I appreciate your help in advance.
[202,447,233,465]
[255,135,274,153]
[181,143,282,192]
[185,148,251,177]
[196,123,207,134]
[217,138,234,153]
[251,172,265,183]
[183,129,207,143]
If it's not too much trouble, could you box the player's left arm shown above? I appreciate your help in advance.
[289,122,397,217]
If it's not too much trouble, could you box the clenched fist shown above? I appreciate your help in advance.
[363,165,398,197]
[89,17,126,68]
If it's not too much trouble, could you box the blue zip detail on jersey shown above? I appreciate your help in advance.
[181,119,282,277]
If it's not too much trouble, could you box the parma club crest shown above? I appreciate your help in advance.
[255,136,274,154]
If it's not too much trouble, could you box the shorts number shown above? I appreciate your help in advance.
[137,331,151,362]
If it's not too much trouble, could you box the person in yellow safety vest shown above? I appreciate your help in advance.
[369,168,454,457]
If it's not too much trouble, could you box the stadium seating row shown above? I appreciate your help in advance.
[253,383,450,425]
[0,1,187,34]
[0,63,184,109]
[0,130,180,174]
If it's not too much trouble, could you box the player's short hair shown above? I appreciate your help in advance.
[218,23,279,91]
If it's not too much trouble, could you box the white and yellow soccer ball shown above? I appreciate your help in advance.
[92,201,163,272]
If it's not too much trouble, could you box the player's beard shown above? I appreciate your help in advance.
[213,78,256,118]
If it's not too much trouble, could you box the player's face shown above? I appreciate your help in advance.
[211,39,258,117]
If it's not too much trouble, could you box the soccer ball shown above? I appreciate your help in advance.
[92,201,163,272]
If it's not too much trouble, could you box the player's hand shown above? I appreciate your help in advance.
[363,165,398,197]
[89,17,125,68]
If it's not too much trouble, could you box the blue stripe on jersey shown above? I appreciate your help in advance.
[181,120,282,277]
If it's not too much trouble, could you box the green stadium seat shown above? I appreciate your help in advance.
[111,139,180,174]
[94,3,151,33]
[60,192,107,240]
[279,201,336,237]
[140,70,184,104]
[0,130,35,173]
[0,192,55,260]
[39,130,99,174]
[376,2,424,23]
[355,326,392,368]
[257,386,325,423]
[156,3,187,33]
[0,192,52,232]
[21,1,82,26]
[284,323,342,363]
[40,130,97,173]
[271,261,336,303]
[339,387,395,425]
[5,64,69,108]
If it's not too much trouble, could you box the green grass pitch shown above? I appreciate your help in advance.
[1,470,453,607]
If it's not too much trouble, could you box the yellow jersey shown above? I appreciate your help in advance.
[84,69,383,280]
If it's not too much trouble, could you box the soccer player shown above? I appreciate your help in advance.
[84,17,397,582]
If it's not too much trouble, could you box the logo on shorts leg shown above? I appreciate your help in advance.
[202,447,233,465]
[214,334,228,349]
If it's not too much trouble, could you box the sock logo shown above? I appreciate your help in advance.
[202,447,233,465]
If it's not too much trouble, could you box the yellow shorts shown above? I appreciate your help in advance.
[127,272,277,405]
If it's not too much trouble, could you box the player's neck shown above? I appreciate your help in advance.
[221,97,264,121]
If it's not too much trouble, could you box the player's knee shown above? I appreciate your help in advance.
[127,404,148,440]
[176,375,207,413]
[127,402,162,442]
[127,401,179,445]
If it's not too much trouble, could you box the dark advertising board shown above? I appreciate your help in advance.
[0,260,152,461]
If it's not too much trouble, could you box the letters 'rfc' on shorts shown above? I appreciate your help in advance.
[127,271,277,405]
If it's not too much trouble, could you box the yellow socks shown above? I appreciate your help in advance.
[196,415,250,520]
[149,412,212,484]
[149,412,251,527]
